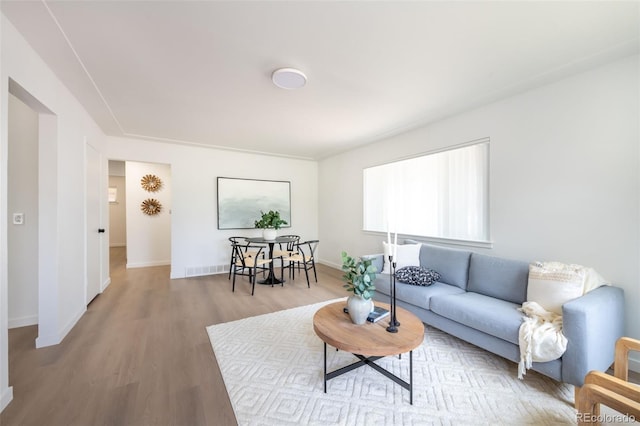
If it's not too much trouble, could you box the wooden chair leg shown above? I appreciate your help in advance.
[577,385,600,425]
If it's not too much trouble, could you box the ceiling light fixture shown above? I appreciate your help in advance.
[272,68,307,90]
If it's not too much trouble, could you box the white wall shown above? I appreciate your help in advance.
[7,93,38,328]
[125,161,171,268]
[0,15,8,412]
[1,13,109,411]
[108,175,126,247]
[107,137,318,279]
[319,55,640,364]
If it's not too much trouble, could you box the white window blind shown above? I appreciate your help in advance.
[363,140,489,242]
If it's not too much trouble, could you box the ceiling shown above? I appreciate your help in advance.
[2,1,638,160]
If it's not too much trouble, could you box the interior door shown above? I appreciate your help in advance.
[86,142,102,304]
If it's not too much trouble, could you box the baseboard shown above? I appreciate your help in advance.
[8,314,38,329]
[1,386,13,412]
[101,277,111,292]
[170,269,185,279]
[126,260,171,269]
[35,333,59,348]
[318,259,341,270]
[36,307,86,348]
[170,269,228,279]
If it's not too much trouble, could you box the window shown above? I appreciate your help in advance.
[363,139,489,242]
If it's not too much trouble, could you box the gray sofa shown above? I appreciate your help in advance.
[367,242,625,387]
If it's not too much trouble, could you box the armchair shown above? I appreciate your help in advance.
[576,337,640,425]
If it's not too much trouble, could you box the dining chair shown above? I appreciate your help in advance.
[231,243,271,296]
[281,240,319,288]
[272,235,300,258]
[228,236,257,279]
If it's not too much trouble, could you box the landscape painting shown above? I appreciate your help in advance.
[217,177,291,229]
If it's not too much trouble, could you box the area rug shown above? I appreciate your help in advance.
[206,299,576,425]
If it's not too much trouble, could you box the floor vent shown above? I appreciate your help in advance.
[185,264,228,277]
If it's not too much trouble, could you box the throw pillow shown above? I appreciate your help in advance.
[395,266,441,286]
[526,261,585,315]
[583,267,610,294]
[381,242,421,274]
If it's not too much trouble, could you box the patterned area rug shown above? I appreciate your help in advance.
[206,299,577,425]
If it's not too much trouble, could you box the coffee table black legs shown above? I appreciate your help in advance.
[322,342,414,404]
[323,342,327,393]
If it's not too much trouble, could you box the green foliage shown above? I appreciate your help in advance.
[341,251,377,300]
[254,210,288,230]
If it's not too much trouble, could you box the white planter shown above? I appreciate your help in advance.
[347,295,373,325]
[262,229,277,240]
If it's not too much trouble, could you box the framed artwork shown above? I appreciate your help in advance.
[217,177,291,229]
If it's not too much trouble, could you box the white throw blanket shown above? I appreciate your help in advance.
[517,301,568,379]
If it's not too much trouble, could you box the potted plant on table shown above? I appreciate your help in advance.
[254,210,288,240]
[341,251,377,324]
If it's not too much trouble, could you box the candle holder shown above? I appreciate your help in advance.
[386,256,401,333]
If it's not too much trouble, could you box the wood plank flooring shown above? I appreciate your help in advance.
[1,247,346,426]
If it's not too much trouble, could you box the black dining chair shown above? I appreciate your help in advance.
[272,235,300,275]
[281,240,319,288]
[231,243,271,296]
[272,235,300,258]
[228,237,257,279]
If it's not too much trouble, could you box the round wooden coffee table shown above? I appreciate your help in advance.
[313,301,425,404]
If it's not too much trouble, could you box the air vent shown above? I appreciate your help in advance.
[185,264,228,278]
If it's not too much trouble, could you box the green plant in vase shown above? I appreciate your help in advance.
[341,251,377,324]
[254,210,288,240]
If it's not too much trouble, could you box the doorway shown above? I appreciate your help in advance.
[86,142,102,305]
[108,160,127,264]
[108,160,171,272]
[7,93,39,329]
[6,79,59,351]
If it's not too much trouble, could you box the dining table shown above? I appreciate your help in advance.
[245,235,296,285]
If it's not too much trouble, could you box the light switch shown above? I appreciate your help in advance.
[12,213,24,225]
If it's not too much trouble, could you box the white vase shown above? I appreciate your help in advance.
[347,295,373,325]
[262,228,277,240]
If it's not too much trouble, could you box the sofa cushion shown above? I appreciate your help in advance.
[419,244,472,290]
[395,266,440,286]
[374,276,464,311]
[430,292,523,345]
[467,253,529,304]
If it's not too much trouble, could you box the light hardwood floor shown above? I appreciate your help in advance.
[1,247,346,426]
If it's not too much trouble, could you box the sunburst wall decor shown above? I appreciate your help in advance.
[141,174,162,192]
[141,198,162,216]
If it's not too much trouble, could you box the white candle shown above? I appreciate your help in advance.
[393,232,398,258]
